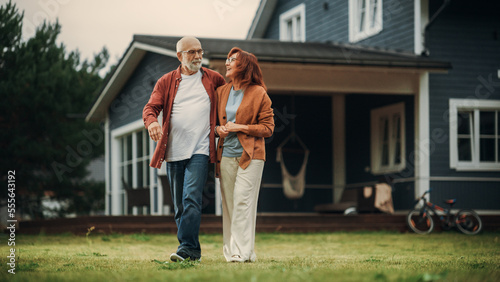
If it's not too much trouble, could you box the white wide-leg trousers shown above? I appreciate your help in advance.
[220,157,264,262]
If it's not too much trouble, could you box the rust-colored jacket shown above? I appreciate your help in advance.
[215,83,275,177]
[143,66,226,169]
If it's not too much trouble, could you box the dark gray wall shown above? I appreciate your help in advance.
[425,0,500,209]
[428,0,500,179]
[430,181,500,210]
[259,94,333,212]
[355,0,414,52]
[263,0,414,52]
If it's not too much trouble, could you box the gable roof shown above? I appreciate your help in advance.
[135,35,450,69]
[86,35,451,122]
[246,0,278,39]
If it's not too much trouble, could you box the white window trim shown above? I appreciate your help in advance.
[111,119,161,215]
[279,3,306,42]
[371,102,406,175]
[449,99,500,171]
[349,0,383,43]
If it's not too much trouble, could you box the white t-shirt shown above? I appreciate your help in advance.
[166,71,210,162]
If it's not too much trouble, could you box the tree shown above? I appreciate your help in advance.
[0,1,108,218]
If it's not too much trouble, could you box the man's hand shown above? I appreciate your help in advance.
[148,122,163,142]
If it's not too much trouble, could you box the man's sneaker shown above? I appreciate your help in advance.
[170,251,201,262]
[170,252,187,262]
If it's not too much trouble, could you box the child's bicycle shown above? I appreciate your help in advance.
[407,190,483,235]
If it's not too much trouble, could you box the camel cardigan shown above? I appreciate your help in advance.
[215,83,275,178]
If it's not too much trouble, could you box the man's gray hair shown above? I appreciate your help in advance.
[176,36,201,52]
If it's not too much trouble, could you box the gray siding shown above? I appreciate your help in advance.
[356,0,414,52]
[264,0,349,42]
[430,181,500,210]
[425,0,500,209]
[109,52,179,130]
[428,0,500,178]
[263,0,414,52]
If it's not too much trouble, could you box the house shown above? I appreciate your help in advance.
[86,0,500,216]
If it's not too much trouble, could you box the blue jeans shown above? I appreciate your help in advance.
[166,154,208,259]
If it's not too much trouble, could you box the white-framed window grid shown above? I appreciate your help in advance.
[279,3,306,42]
[349,0,383,42]
[449,99,500,171]
[370,102,406,174]
[118,129,149,214]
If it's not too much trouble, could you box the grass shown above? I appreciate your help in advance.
[0,230,499,281]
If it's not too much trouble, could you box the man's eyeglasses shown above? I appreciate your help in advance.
[179,49,204,56]
[226,57,237,64]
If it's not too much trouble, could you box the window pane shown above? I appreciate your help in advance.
[127,164,133,187]
[122,193,126,214]
[458,138,472,161]
[295,16,301,40]
[480,138,495,162]
[393,114,401,165]
[457,111,471,135]
[370,0,378,28]
[480,111,495,135]
[382,117,389,142]
[381,144,389,165]
[358,0,365,32]
[126,135,133,161]
[287,20,293,40]
[381,117,389,166]
[137,131,143,157]
[145,134,150,155]
[121,165,126,187]
[394,141,401,165]
[137,160,144,187]
[120,138,125,162]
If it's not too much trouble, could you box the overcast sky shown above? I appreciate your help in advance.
[3,0,260,68]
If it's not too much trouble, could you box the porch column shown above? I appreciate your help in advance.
[332,95,346,203]
[414,73,430,199]
[110,132,122,215]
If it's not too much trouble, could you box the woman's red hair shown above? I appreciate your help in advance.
[227,47,267,91]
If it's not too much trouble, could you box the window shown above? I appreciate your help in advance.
[118,129,153,214]
[279,3,306,42]
[349,0,383,42]
[450,99,500,171]
[371,103,406,174]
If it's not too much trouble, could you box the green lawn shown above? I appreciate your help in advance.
[1,231,499,281]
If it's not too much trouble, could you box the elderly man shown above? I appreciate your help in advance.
[143,36,226,262]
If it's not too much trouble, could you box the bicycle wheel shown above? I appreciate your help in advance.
[407,209,434,234]
[455,209,482,235]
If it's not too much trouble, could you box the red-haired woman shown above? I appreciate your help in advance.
[215,47,274,263]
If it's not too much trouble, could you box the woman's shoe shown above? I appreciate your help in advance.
[230,255,245,263]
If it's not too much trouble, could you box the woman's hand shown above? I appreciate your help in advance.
[217,125,229,138]
[225,121,248,133]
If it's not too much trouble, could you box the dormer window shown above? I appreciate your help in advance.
[349,0,383,42]
[279,3,306,42]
